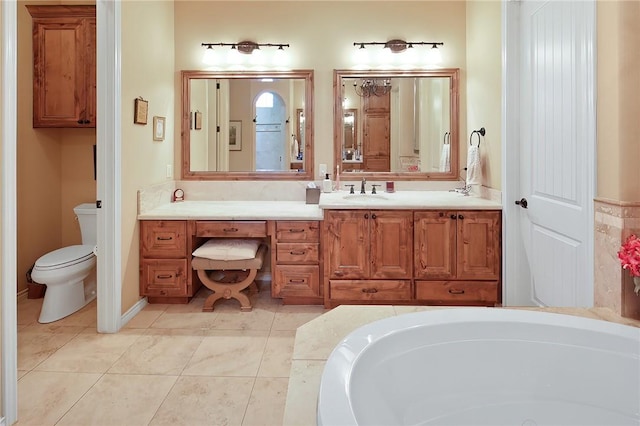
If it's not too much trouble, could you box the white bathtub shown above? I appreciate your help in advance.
[317,308,640,426]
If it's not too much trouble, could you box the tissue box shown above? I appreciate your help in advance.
[306,187,321,204]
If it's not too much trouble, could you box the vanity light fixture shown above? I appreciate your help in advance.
[201,41,289,54]
[353,39,444,67]
[202,42,290,67]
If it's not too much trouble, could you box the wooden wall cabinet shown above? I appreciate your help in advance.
[414,210,501,305]
[27,5,96,128]
[271,221,322,304]
[325,209,413,305]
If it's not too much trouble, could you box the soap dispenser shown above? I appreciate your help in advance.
[322,173,332,193]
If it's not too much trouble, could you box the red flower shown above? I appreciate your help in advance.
[618,234,640,277]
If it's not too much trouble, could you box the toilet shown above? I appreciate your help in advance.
[31,203,97,323]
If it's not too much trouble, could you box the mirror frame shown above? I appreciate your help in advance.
[181,70,314,180]
[333,68,459,180]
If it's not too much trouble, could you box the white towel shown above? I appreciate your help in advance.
[466,145,482,185]
[439,144,450,172]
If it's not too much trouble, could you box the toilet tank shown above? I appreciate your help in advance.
[73,203,97,245]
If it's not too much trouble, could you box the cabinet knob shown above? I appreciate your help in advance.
[458,214,464,220]
[371,213,377,220]
[364,213,369,219]
[157,236,173,241]
[450,214,457,220]
[448,288,465,295]
[361,288,378,294]
[223,228,238,232]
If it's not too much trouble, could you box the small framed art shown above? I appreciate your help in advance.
[229,120,242,151]
[134,97,148,124]
[153,116,165,141]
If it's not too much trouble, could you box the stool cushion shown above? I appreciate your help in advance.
[192,238,261,261]
[192,244,267,270]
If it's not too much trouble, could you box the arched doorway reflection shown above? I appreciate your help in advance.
[255,91,286,171]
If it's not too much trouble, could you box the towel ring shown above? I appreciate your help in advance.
[443,131,450,145]
[469,127,486,147]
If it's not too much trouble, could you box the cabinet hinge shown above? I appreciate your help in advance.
[96,200,102,209]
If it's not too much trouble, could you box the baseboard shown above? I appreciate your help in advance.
[17,288,28,301]
[120,297,148,328]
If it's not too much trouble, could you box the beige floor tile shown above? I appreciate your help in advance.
[257,330,295,378]
[183,330,268,377]
[54,300,97,328]
[18,323,86,335]
[34,331,142,373]
[282,360,325,426]
[17,371,102,426]
[150,311,220,329]
[17,332,78,371]
[17,298,43,326]
[57,374,177,426]
[242,377,288,426]
[143,327,208,337]
[149,376,254,426]
[123,308,166,329]
[272,305,327,331]
[17,370,28,380]
[211,306,276,331]
[108,334,204,375]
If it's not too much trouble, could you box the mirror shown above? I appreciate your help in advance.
[182,70,314,180]
[334,69,459,180]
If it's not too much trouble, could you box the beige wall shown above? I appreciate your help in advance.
[466,0,502,190]
[121,0,175,312]
[16,1,96,294]
[597,1,640,202]
[173,1,470,180]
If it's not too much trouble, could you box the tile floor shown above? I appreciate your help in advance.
[16,283,327,426]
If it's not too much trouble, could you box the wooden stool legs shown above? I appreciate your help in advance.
[197,268,259,312]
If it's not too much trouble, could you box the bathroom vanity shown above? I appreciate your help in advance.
[138,190,502,308]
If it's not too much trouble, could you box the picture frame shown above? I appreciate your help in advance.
[134,97,148,124]
[153,116,166,141]
[194,111,203,130]
[229,120,242,151]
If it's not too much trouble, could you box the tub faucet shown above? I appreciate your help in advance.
[360,177,367,194]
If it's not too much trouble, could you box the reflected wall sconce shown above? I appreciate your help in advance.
[353,39,444,66]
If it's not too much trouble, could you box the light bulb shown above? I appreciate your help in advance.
[273,47,289,68]
[202,46,217,65]
[250,48,264,66]
[227,47,242,65]
[353,46,369,68]
[426,45,442,65]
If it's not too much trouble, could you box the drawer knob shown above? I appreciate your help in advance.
[288,229,305,233]
[157,274,173,279]
[362,288,378,294]
[223,227,238,232]
[288,278,307,284]
[289,250,306,255]
[157,236,173,241]
[448,288,465,295]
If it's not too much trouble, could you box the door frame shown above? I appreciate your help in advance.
[501,0,596,306]
[1,1,122,423]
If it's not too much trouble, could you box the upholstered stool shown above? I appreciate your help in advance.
[191,244,267,312]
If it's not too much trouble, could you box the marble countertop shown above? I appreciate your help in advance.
[282,305,640,426]
[318,190,502,210]
[137,200,324,221]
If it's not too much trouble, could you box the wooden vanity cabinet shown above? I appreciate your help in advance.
[325,210,413,306]
[414,210,501,306]
[27,5,96,128]
[140,220,201,303]
[271,221,322,304]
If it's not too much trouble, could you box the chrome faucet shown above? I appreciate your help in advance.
[360,177,367,194]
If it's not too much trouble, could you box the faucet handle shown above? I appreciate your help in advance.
[345,184,355,194]
[371,184,380,194]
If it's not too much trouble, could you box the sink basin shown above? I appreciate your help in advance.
[341,194,388,202]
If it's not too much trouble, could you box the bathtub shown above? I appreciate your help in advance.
[317,308,640,426]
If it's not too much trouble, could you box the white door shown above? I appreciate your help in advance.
[504,0,595,307]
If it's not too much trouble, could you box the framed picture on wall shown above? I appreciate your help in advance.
[229,120,242,151]
[134,97,148,124]
[153,116,166,141]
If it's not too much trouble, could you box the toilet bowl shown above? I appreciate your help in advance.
[31,203,98,323]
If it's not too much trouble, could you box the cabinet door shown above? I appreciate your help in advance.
[370,210,412,279]
[414,211,457,279]
[30,13,95,128]
[326,210,369,279]
[456,211,501,280]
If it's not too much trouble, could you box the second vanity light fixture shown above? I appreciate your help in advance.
[201,41,290,67]
[353,39,444,66]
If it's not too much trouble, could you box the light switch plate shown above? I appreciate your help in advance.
[166,164,173,178]
[319,163,327,178]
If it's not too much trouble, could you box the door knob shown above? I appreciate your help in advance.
[515,198,528,209]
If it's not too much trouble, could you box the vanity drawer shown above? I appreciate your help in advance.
[275,221,319,242]
[276,243,319,264]
[415,281,498,306]
[273,265,320,298]
[140,221,187,258]
[329,280,411,301]
[141,259,188,297]
[196,221,267,238]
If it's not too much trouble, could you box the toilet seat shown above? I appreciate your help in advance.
[34,245,95,271]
